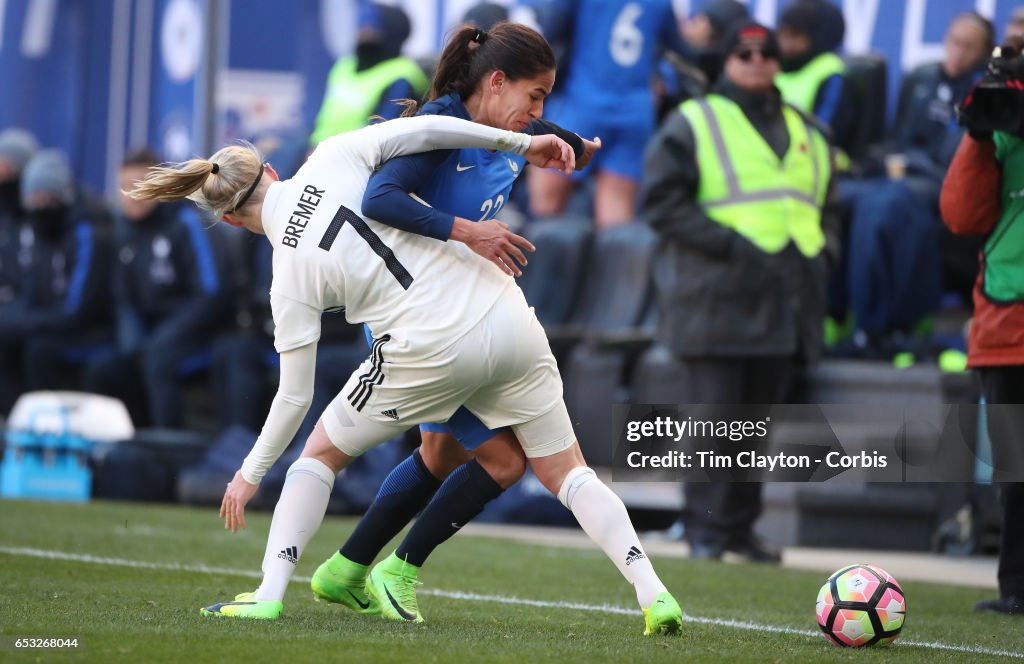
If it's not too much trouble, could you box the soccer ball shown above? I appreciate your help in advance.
[815,564,906,647]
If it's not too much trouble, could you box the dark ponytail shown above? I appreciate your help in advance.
[402,22,555,116]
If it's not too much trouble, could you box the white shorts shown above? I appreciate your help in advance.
[321,287,576,459]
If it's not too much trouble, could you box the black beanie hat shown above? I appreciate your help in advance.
[373,4,411,47]
[780,0,845,53]
[779,1,816,38]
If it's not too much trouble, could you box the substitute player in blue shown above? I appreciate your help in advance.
[526,0,687,230]
[308,23,680,634]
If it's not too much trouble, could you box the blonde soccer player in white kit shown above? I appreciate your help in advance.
[127,114,682,635]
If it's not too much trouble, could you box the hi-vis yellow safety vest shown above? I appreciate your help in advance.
[310,56,429,145]
[774,52,847,114]
[678,94,831,257]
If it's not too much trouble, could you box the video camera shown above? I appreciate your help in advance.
[958,42,1024,136]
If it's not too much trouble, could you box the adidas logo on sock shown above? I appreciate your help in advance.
[381,408,399,421]
[278,546,298,564]
[625,545,646,566]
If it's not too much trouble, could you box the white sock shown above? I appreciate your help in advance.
[558,466,667,608]
[254,458,336,601]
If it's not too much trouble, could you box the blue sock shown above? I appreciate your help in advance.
[395,459,503,567]
[339,449,441,565]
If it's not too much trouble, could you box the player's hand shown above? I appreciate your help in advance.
[220,470,259,533]
[524,134,576,175]
[451,217,535,277]
[578,136,601,168]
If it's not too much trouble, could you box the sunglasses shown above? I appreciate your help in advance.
[734,46,780,62]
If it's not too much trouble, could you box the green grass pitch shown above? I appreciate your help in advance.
[1,499,1021,663]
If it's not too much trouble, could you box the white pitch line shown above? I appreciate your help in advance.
[1,546,1021,660]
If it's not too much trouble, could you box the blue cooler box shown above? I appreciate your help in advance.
[0,393,133,502]
[1,426,93,502]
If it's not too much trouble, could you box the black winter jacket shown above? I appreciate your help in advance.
[0,207,113,342]
[113,203,235,353]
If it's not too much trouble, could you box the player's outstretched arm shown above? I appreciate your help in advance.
[372,115,533,164]
[222,343,317,532]
[371,115,583,174]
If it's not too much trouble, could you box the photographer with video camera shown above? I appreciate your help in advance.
[940,35,1024,616]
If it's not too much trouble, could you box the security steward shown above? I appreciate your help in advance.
[309,3,428,146]
[642,21,839,562]
[774,0,856,158]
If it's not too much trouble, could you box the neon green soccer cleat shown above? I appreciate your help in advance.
[310,552,380,615]
[643,591,683,636]
[200,591,283,620]
[366,552,424,623]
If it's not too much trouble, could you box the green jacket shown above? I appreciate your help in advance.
[985,132,1024,303]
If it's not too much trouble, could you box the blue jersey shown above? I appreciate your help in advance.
[532,0,683,116]
[413,96,527,221]
[361,94,527,233]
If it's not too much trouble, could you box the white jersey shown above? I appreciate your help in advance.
[261,116,530,360]
[240,115,535,483]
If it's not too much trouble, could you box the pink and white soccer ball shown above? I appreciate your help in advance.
[815,564,906,647]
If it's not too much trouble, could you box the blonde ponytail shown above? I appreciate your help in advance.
[126,141,265,218]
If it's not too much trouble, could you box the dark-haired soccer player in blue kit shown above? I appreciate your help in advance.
[310,23,680,635]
